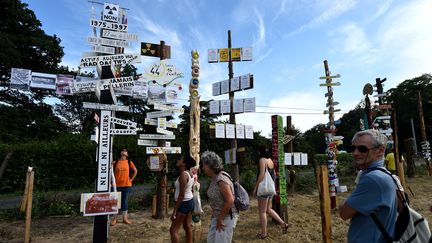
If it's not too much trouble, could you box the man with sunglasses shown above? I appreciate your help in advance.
[339,129,398,243]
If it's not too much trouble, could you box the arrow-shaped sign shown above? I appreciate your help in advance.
[320,82,341,87]
[111,129,137,135]
[139,134,175,140]
[144,118,178,128]
[319,74,341,79]
[110,117,137,128]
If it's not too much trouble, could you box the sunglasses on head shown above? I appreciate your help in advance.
[348,145,377,153]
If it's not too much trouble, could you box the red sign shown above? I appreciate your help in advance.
[377,104,392,110]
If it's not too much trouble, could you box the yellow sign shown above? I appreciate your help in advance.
[231,48,241,61]
[219,48,229,62]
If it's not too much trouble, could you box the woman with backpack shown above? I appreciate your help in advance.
[110,148,137,226]
[170,154,196,243]
[201,151,238,243]
[253,145,290,239]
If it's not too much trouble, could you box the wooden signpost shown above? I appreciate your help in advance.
[208,30,253,181]
[416,90,432,175]
[319,60,341,210]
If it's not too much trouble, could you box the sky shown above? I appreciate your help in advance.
[22,0,432,137]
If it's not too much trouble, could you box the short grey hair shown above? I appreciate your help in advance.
[352,129,388,147]
[201,151,224,173]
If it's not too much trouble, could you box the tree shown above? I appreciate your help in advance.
[0,0,64,86]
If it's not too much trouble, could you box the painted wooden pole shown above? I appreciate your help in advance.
[271,115,288,222]
[22,167,34,243]
[392,109,406,188]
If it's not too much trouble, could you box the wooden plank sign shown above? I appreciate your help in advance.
[146,147,181,154]
[82,102,130,112]
[79,53,140,68]
[89,19,128,32]
[110,117,137,128]
[139,134,175,140]
[137,139,158,146]
[110,129,137,135]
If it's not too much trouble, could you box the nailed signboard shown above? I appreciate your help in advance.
[110,129,137,135]
[207,47,253,63]
[89,19,128,32]
[110,117,137,128]
[87,37,129,48]
[83,102,130,112]
[141,42,171,58]
[91,45,115,54]
[139,134,175,140]
[146,147,182,154]
[97,110,111,191]
[102,30,139,41]
[137,139,158,146]
[102,3,119,22]
[79,53,140,67]
[99,76,134,90]
[146,110,176,119]
[144,118,178,128]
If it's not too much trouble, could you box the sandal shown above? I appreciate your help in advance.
[110,218,117,226]
[256,233,268,239]
[282,223,291,234]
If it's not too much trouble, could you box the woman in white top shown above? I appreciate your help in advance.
[170,154,196,243]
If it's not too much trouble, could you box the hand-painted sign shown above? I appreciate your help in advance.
[31,72,56,90]
[90,19,128,32]
[87,37,129,48]
[91,45,115,54]
[79,53,140,67]
[99,76,134,90]
[10,68,31,90]
[146,110,176,119]
[110,129,137,135]
[319,74,341,79]
[110,117,137,128]
[140,42,171,58]
[97,110,111,191]
[137,139,158,146]
[139,134,175,140]
[102,3,119,22]
[319,82,341,87]
[146,147,181,154]
[156,128,173,135]
[83,102,130,112]
[102,30,138,41]
[144,118,178,128]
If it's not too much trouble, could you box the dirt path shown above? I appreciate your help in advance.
[0,176,431,242]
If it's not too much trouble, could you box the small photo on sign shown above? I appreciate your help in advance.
[31,72,56,90]
[81,192,119,216]
[56,74,74,95]
[10,68,31,90]
[148,85,166,103]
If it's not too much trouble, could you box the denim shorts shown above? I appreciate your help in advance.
[116,187,131,212]
[176,199,194,214]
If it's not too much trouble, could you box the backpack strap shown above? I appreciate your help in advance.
[365,167,408,205]
[220,171,235,220]
[370,213,393,243]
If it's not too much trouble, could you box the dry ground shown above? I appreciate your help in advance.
[0,176,431,243]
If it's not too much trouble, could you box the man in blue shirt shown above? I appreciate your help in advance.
[339,129,398,242]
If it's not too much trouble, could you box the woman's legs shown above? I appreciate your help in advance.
[258,197,269,236]
[266,198,289,232]
[170,212,187,243]
[182,213,193,243]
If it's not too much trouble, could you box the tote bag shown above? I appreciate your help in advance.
[257,167,276,197]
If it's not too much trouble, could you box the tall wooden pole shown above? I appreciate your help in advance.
[417,90,432,176]
[317,165,332,243]
[285,116,295,195]
[228,30,239,181]
[155,41,168,219]
[392,109,406,188]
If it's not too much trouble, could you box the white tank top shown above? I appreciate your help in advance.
[174,171,194,201]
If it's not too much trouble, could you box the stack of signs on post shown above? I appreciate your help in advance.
[208,73,256,139]
[139,103,183,155]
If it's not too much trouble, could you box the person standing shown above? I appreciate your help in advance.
[201,151,238,243]
[253,146,289,239]
[111,148,137,226]
[385,149,396,174]
[339,129,398,242]
[170,154,196,243]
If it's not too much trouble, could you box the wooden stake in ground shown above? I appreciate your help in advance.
[20,167,34,243]
[316,165,332,243]
[392,109,406,188]
[416,90,432,176]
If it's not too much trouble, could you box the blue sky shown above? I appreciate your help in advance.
[23,0,432,137]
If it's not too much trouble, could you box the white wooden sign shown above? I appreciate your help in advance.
[156,128,173,135]
[79,53,140,67]
[82,102,130,112]
[139,134,175,140]
[137,139,158,146]
[89,19,128,32]
[102,30,139,41]
[147,110,176,119]
[91,45,115,54]
[102,3,119,22]
[87,37,129,48]
[146,147,182,154]
[99,76,134,90]
[144,118,177,129]
[97,110,111,191]
[110,129,136,135]
[110,117,137,128]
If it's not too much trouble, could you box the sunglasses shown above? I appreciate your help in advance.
[348,145,377,153]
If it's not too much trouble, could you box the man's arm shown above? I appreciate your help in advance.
[339,200,358,220]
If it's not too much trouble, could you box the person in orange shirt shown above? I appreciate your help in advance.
[111,148,137,226]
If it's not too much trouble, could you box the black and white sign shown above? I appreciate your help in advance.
[91,45,115,54]
[30,72,56,90]
[79,53,140,67]
[97,110,111,191]
[110,129,136,135]
[139,134,176,140]
[89,19,128,32]
[10,68,31,90]
[102,3,119,22]
[110,117,136,128]
[87,37,129,48]
[83,102,130,112]
[102,30,139,41]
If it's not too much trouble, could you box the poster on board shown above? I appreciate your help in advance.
[81,192,120,216]
[10,68,31,90]
[215,123,225,138]
[31,72,56,90]
[236,124,245,139]
[225,124,235,139]
[56,74,74,95]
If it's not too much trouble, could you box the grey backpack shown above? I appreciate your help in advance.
[222,172,250,211]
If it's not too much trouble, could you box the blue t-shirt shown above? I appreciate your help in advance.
[346,160,398,243]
